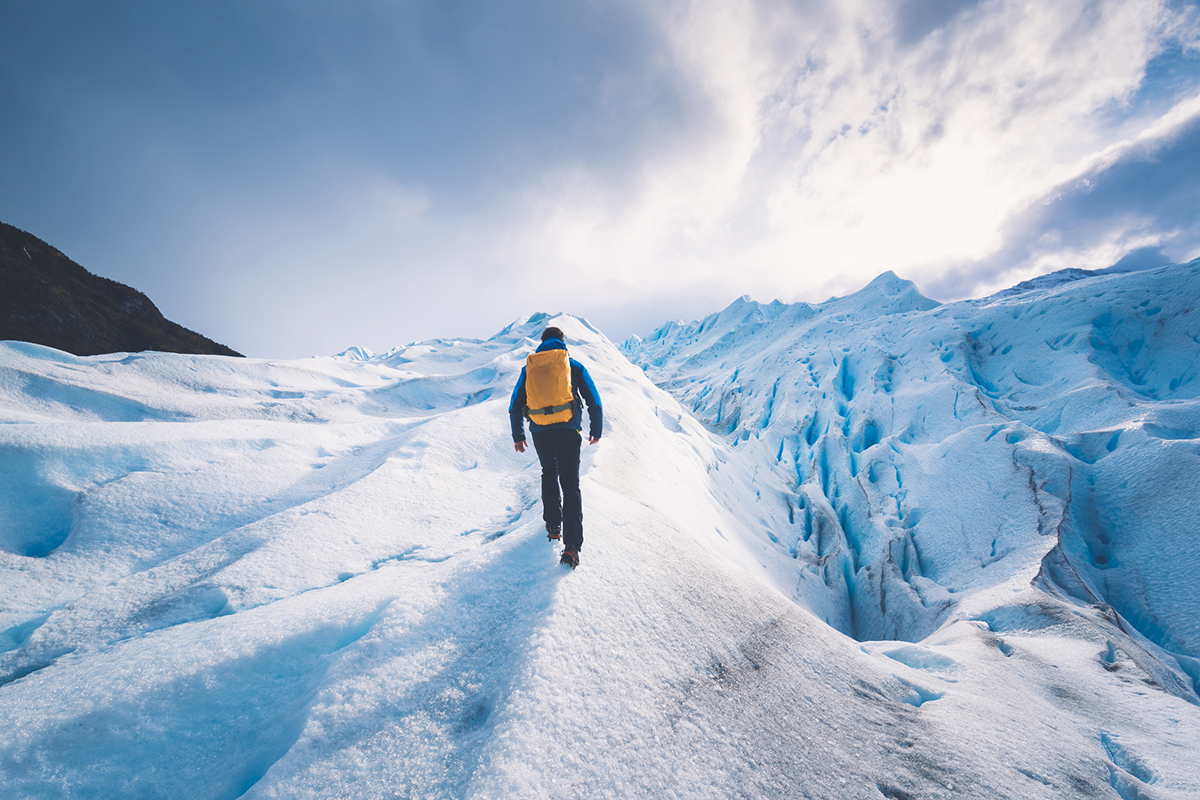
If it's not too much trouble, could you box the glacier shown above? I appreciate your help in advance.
[1,262,1198,799]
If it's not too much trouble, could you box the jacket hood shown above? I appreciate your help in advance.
[536,338,567,353]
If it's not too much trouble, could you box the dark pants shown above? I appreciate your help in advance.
[531,428,583,551]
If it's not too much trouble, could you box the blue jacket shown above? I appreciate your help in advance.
[509,339,603,442]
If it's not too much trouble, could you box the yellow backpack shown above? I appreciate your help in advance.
[525,349,575,425]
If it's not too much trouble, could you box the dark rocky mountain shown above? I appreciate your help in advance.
[0,221,242,357]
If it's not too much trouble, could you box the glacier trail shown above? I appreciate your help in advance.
[0,263,1198,798]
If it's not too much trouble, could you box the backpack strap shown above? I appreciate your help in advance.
[527,401,573,418]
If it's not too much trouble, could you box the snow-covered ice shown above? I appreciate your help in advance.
[1,263,1199,798]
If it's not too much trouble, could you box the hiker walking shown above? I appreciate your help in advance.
[509,326,603,568]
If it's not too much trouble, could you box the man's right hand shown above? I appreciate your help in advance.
[514,440,527,453]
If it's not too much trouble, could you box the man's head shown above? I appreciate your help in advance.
[541,326,565,342]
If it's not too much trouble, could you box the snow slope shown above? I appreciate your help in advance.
[1,264,1199,798]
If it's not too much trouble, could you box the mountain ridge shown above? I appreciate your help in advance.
[0,221,242,358]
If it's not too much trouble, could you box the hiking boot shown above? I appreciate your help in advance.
[546,523,562,541]
[560,548,579,568]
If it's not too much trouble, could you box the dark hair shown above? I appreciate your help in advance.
[541,326,565,342]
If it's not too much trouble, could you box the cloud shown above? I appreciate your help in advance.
[3,0,1199,355]
[489,0,1200,324]
[1,0,697,354]
[299,0,1199,346]
[926,98,1200,299]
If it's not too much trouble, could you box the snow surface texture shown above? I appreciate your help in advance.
[1,264,1198,799]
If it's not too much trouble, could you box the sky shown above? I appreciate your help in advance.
[2,0,1199,358]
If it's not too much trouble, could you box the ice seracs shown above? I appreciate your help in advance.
[625,260,1200,673]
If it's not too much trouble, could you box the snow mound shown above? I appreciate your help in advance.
[334,346,376,361]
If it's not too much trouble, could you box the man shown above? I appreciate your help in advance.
[509,326,603,568]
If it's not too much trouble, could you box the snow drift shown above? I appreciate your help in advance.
[1,263,1199,799]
